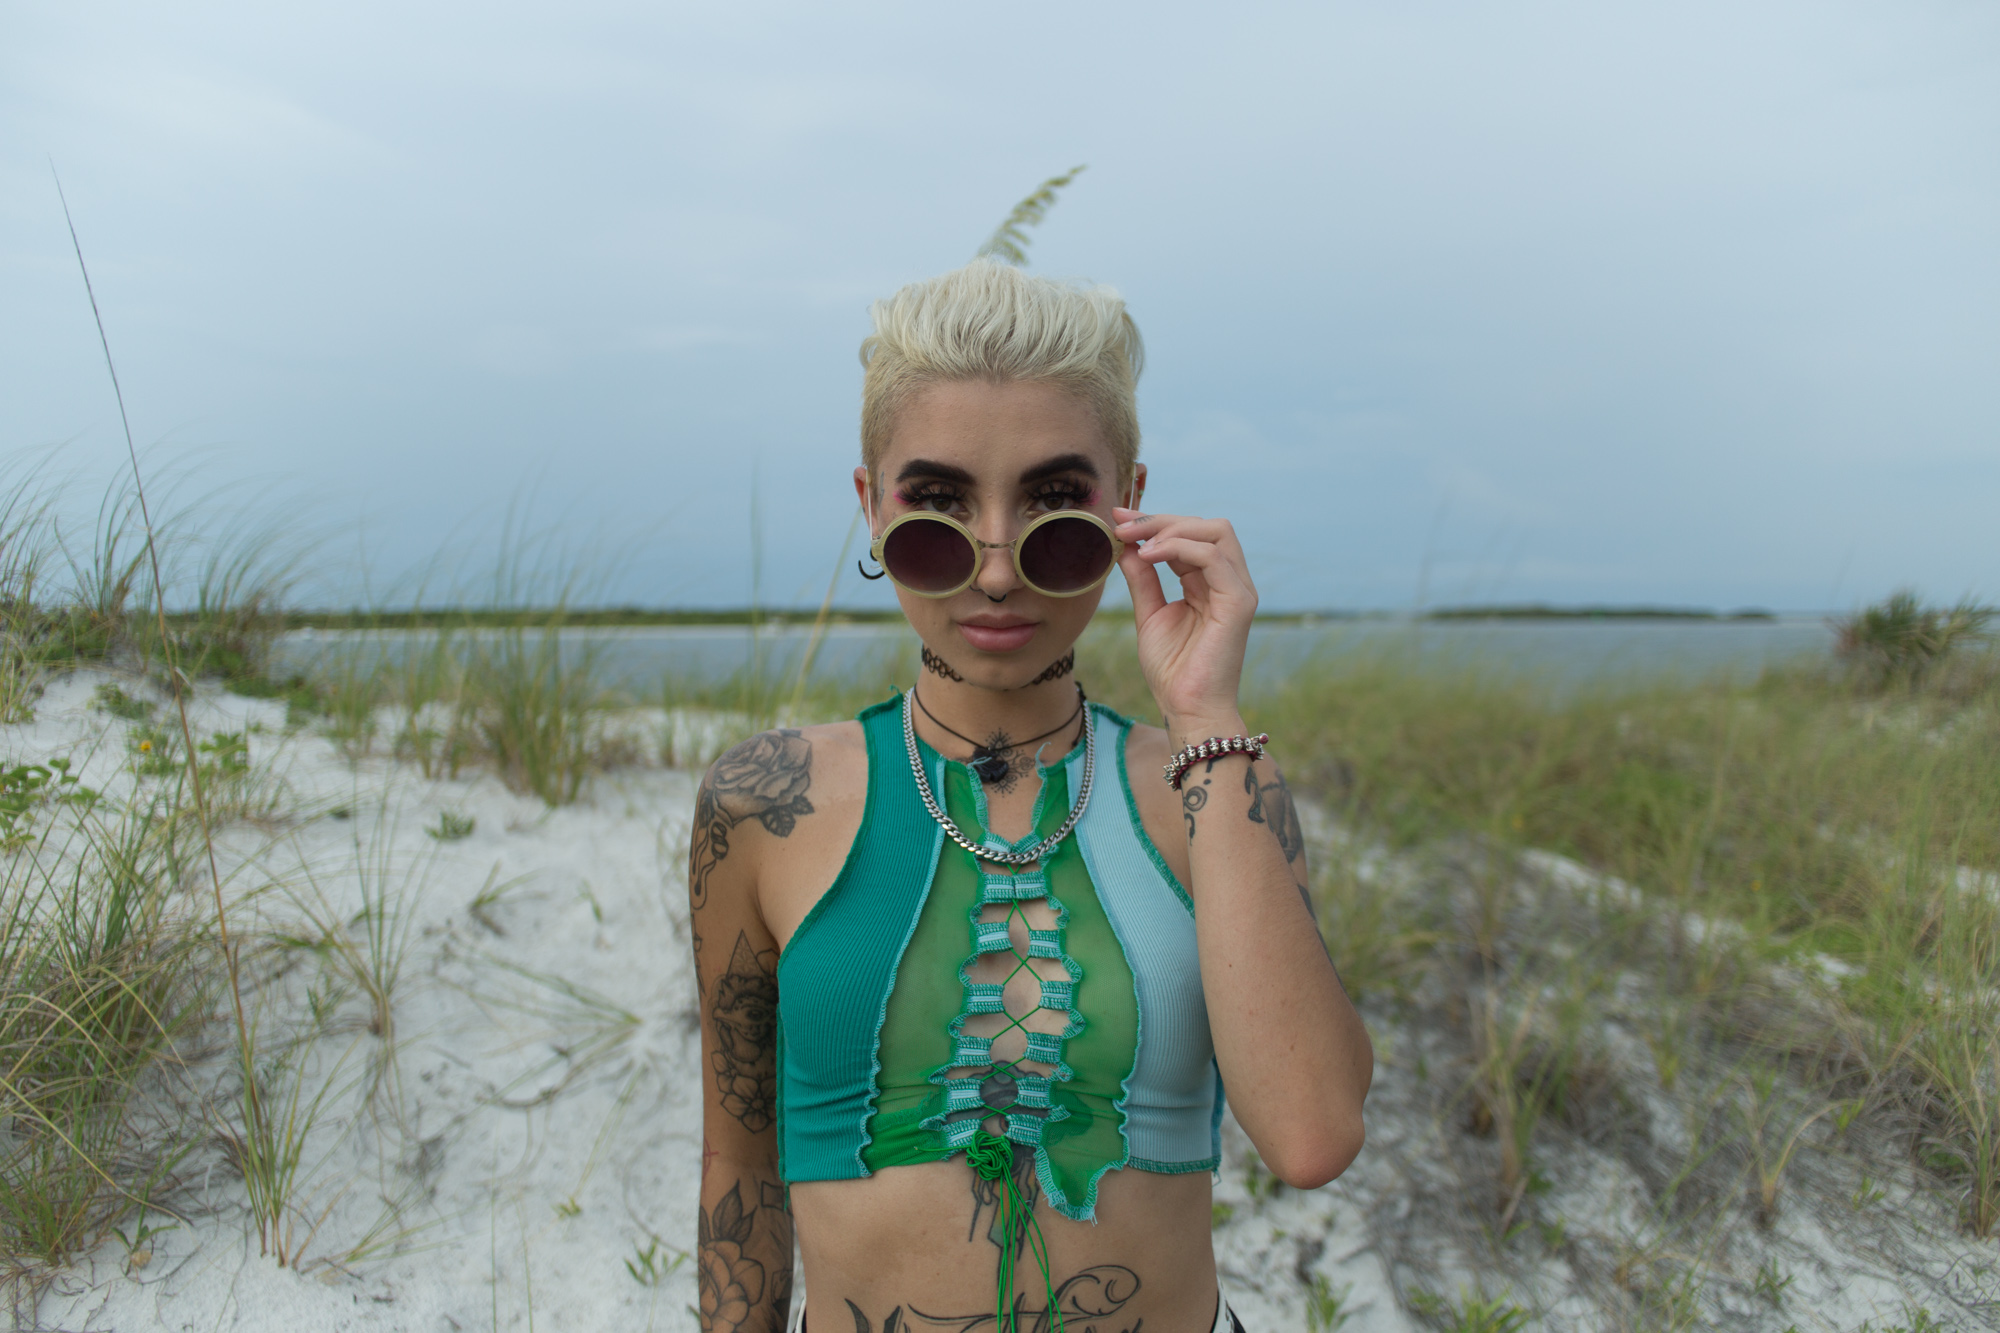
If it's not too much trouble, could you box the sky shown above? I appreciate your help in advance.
[3,0,1997,613]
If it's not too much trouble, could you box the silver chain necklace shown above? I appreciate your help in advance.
[901,688,1095,866]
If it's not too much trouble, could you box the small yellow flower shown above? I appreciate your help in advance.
[139,740,152,752]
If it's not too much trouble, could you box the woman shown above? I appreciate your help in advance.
[691,261,1372,1333]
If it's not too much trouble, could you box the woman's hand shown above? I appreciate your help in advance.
[1112,507,1258,747]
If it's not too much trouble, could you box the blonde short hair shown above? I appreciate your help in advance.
[859,260,1145,491]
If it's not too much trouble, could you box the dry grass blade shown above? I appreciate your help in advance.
[49,170,287,1262]
[974,164,1088,266]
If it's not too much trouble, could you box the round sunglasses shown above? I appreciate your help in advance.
[869,509,1124,599]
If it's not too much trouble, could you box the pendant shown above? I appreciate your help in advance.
[971,750,1011,785]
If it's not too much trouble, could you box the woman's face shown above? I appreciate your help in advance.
[854,378,1144,691]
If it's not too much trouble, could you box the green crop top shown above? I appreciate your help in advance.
[775,697,1224,1222]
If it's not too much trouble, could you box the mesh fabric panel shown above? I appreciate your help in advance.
[862,745,1138,1218]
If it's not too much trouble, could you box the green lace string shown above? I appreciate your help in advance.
[965,1129,1063,1333]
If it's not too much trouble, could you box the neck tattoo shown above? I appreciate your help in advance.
[921,645,964,682]
[912,684,1087,795]
[1023,651,1075,687]
[921,647,1075,690]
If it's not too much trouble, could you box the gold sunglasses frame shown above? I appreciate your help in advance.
[868,509,1125,599]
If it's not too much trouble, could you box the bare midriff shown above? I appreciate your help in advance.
[791,1164,1217,1332]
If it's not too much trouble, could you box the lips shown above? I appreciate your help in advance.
[957,616,1038,654]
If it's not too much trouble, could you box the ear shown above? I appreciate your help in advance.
[1127,463,1148,511]
[853,466,875,530]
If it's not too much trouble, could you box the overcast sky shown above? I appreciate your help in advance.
[4,1,1996,612]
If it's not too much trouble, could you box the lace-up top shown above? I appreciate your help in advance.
[775,698,1222,1220]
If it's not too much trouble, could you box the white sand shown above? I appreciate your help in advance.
[19,672,1996,1331]
[19,672,1399,1332]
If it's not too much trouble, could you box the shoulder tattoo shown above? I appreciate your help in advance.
[690,729,815,911]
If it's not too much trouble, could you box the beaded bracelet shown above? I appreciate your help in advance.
[1163,733,1270,790]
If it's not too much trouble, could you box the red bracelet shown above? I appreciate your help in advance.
[1164,733,1270,790]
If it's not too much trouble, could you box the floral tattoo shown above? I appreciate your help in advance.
[711,931,779,1132]
[690,729,815,912]
[698,1177,792,1333]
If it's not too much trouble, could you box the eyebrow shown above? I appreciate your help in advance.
[894,459,977,486]
[892,453,1102,489]
[1018,453,1100,486]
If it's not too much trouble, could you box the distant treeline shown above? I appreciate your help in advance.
[1423,605,1778,622]
[261,604,1781,630]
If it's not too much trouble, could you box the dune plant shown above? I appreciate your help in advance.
[1307,834,1437,1007]
[1303,1275,1352,1332]
[1407,1286,1530,1333]
[1909,956,2000,1237]
[1210,619,2000,1329]
[0,773,208,1274]
[976,165,1088,267]
[32,179,294,1272]
[393,625,480,779]
[447,952,640,1109]
[1466,967,1598,1223]
[1737,1065,1838,1226]
[220,1001,365,1269]
[1832,589,1995,689]
[469,618,604,806]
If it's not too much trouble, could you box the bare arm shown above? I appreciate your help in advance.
[1174,735,1372,1188]
[692,731,815,1332]
[1113,503,1372,1189]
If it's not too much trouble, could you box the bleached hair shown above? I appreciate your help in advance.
[860,260,1145,490]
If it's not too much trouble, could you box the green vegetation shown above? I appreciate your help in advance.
[1408,1287,1530,1333]
[0,777,208,1279]
[1425,604,1776,621]
[975,164,1088,267]
[1086,593,1998,1322]
[1831,587,1995,688]
[4,449,1995,1333]
[1239,593,1995,1322]
[282,605,909,630]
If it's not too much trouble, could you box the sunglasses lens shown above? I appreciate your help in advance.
[882,517,977,594]
[1020,514,1114,594]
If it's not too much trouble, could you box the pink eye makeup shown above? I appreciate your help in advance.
[1028,479,1097,511]
[891,479,1099,513]
[895,483,964,511]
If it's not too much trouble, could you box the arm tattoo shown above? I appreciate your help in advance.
[842,1266,1142,1332]
[1245,761,1312,890]
[698,1176,793,1333]
[690,729,816,911]
[1181,767,1212,841]
[711,931,779,1131]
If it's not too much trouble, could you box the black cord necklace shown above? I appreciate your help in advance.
[912,683,1087,786]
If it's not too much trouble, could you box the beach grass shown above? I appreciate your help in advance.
[0,781,210,1277]
[1199,612,2000,1320]
[4,452,1997,1326]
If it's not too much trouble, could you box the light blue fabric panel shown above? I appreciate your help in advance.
[1069,705,1223,1169]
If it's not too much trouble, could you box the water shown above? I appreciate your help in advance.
[1245,617,1834,691]
[271,617,1835,697]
